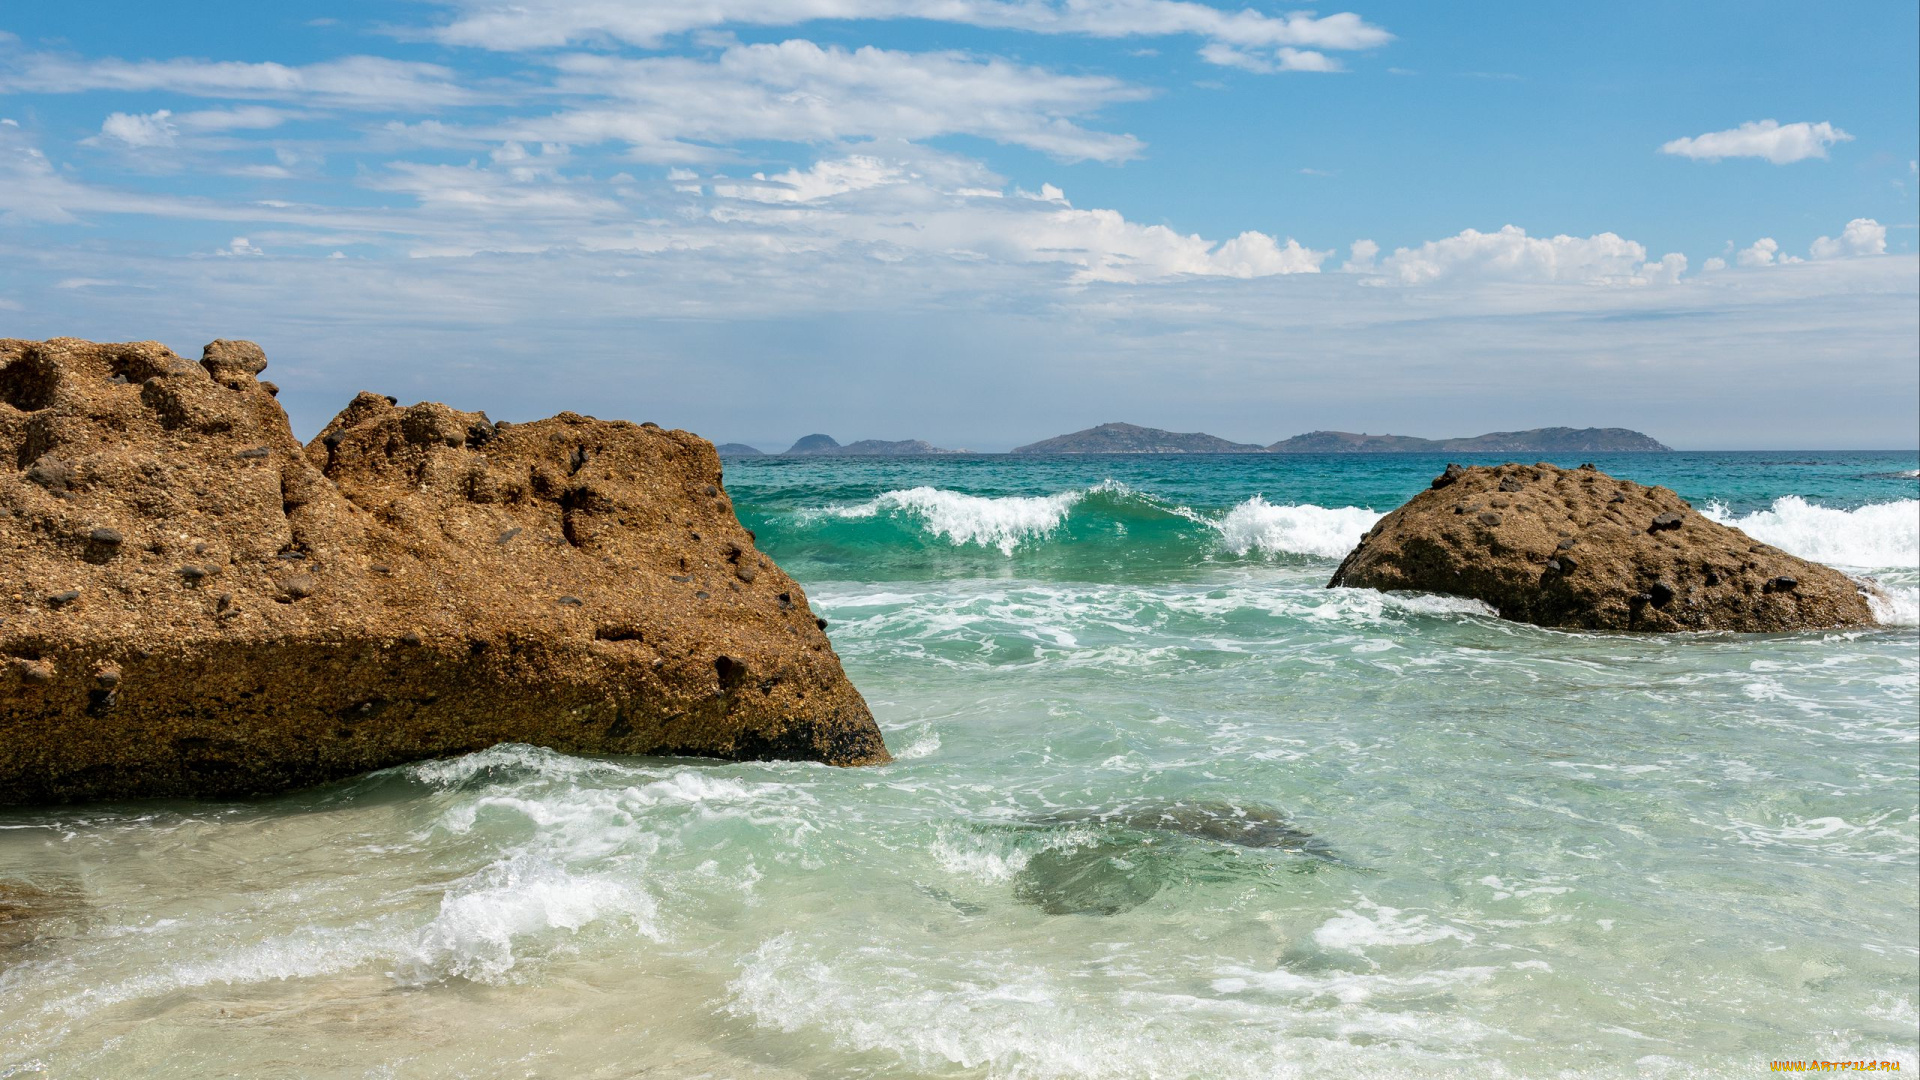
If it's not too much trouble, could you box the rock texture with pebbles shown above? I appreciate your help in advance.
[0,337,887,806]
[1329,462,1876,632]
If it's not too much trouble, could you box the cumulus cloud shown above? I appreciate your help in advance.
[1809,217,1886,259]
[1375,225,1685,286]
[420,0,1392,58]
[1734,237,1801,267]
[1660,120,1852,164]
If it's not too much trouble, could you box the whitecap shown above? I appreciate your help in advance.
[1213,496,1382,559]
[1702,496,1918,569]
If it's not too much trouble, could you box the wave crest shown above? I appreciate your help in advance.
[801,482,1380,559]
[1702,497,1918,569]
[1216,497,1384,559]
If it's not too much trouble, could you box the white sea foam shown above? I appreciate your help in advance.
[397,854,658,984]
[1313,900,1474,954]
[1215,496,1383,559]
[1702,496,1918,569]
[821,486,1086,554]
[806,481,1382,559]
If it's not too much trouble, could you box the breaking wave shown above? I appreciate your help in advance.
[795,482,1381,560]
[1702,497,1919,569]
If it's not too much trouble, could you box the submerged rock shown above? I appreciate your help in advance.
[0,338,888,805]
[1329,462,1876,632]
[1014,800,1335,916]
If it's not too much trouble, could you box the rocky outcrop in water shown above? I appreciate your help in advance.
[1329,462,1876,632]
[0,337,888,805]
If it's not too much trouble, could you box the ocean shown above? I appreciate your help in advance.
[3,451,1917,1079]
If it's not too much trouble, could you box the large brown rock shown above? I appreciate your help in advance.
[0,338,888,806]
[1329,461,1876,632]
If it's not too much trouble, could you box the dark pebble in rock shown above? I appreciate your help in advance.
[1648,581,1675,607]
[90,527,124,545]
[1476,512,1503,527]
[670,574,692,583]
[235,447,271,460]
[1430,463,1466,490]
[401,631,423,646]
[1649,512,1684,533]
[282,574,315,599]
[216,592,233,610]
[735,565,757,584]
[558,596,583,607]
[777,592,793,610]
[1498,477,1524,492]
[15,659,54,683]
[1547,559,1562,572]
[96,667,120,686]
[689,532,701,541]
[695,590,711,600]
[1579,462,1597,471]
[815,616,829,630]
[497,527,522,545]
[370,564,391,575]
[179,566,209,581]
[47,590,81,607]
[1556,538,1576,550]
[1766,575,1799,593]
[704,485,719,497]
[1608,492,1627,504]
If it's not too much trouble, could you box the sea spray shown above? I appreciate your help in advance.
[1702,496,1919,569]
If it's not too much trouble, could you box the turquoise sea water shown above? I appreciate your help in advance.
[3,451,1917,1079]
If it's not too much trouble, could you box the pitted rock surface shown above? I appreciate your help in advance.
[1329,462,1876,632]
[0,338,887,805]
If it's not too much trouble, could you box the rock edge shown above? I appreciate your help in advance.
[1,338,889,806]
[1329,461,1876,633]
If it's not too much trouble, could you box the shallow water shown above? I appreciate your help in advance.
[4,452,1917,1079]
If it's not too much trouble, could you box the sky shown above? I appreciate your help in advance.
[1,1,1915,450]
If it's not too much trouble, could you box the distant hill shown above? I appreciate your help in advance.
[783,434,961,456]
[1013,422,1265,454]
[715,442,764,456]
[786,434,842,454]
[1267,427,1672,454]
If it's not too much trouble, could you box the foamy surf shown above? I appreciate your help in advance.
[1703,496,1918,569]
[799,481,1382,559]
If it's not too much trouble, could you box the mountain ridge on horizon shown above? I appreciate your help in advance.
[715,423,1676,455]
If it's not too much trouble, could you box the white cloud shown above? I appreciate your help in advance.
[1734,237,1803,267]
[1376,225,1684,286]
[100,109,178,148]
[1703,256,1727,272]
[1809,217,1886,259]
[1,54,475,109]
[420,0,1392,57]
[94,106,290,148]
[509,42,1148,163]
[1660,120,1852,164]
[1340,238,1378,272]
[1198,43,1342,72]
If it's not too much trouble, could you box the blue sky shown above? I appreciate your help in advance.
[2,1,1915,449]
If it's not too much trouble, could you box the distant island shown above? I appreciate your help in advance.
[1009,423,1671,455]
[1012,422,1266,455]
[722,425,1672,456]
[775,434,964,456]
[1266,427,1673,453]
